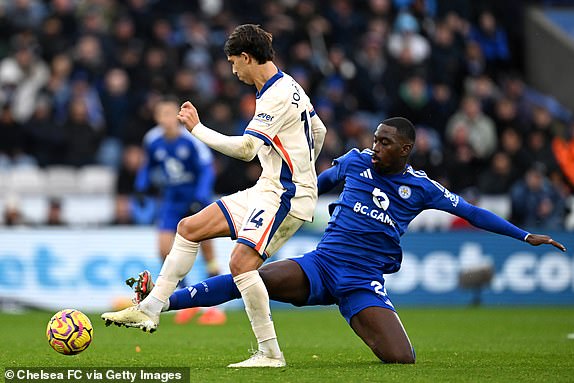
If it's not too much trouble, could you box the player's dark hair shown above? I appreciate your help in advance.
[382,117,416,143]
[157,94,181,105]
[224,24,275,64]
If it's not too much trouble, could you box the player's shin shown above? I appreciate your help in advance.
[167,274,241,310]
[140,234,199,314]
[234,271,282,358]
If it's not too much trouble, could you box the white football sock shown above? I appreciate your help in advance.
[139,296,164,317]
[234,270,282,358]
[140,234,199,314]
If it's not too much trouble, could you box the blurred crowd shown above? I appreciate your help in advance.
[0,0,573,230]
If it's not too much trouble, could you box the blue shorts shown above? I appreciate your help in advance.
[157,199,206,231]
[290,249,396,323]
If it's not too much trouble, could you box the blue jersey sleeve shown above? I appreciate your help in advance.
[317,166,340,195]
[453,199,529,241]
[425,181,529,241]
[317,149,359,195]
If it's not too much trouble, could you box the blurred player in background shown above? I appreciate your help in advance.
[133,96,226,325]
[128,117,565,364]
[103,24,327,367]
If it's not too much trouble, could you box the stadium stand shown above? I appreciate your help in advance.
[5,167,45,195]
[0,0,572,231]
[44,166,78,195]
[76,165,117,194]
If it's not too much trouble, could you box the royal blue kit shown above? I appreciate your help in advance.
[135,127,214,230]
[292,148,529,321]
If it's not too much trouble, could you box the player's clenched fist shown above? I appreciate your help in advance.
[177,101,201,132]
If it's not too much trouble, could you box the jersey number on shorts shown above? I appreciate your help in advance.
[301,111,314,160]
[370,281,387,297]
[245,209,265,230]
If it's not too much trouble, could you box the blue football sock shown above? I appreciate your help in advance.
[168,274,241,311]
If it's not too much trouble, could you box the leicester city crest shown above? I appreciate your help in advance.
[398,185,411,199]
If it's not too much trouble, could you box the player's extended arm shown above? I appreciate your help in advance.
[191,123,264,161]
[454,201,566,252]
[310,113,327,160]
[178,101,264,161]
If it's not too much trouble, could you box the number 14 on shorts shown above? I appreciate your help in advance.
[245,209,265,230]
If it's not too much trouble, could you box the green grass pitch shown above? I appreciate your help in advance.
[1,307,573,382]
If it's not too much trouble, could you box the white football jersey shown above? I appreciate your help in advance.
[244,70,320,221]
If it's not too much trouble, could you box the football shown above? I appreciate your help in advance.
[46,309,93,355]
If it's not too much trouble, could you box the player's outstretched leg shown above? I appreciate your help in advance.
[101,230,202,332]
[135,270,230,326]
[101,205,229,333]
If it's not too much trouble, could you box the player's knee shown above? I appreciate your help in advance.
[228,253,261,277]
[366,338,415,364]
[228,258,240,276]
[228,255,248,276]
[177,216,201,241]
[229,259,252,276]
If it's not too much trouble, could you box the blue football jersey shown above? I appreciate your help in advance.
[136,126,214,204]
[316,149,528,274]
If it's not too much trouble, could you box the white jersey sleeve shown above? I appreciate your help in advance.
[191,123,264,161]
[310,111,326,160]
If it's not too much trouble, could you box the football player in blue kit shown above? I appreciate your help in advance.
[128,117,565,363]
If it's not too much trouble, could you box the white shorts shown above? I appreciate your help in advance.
[216,186,305,259]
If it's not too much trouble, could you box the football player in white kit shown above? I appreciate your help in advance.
[102,24,327,368]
